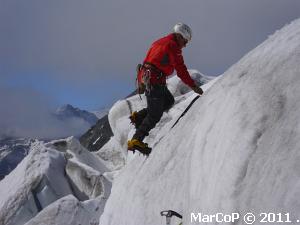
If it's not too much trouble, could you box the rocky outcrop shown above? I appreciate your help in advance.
[80,115,113,151]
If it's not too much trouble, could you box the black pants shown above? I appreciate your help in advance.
[133,85,174,141]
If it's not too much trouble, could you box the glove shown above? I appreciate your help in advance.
[191,85,204,95]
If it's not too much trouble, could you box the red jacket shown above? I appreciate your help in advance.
[138,34,195,88]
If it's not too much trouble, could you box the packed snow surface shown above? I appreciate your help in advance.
[99,19,300,225]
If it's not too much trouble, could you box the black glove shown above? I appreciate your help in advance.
[191,85,204,95]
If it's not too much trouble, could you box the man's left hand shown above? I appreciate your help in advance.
[191,85,204,95]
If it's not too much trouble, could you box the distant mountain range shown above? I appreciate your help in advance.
[54,104,99,126]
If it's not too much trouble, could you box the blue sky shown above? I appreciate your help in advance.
[2,71,132,110]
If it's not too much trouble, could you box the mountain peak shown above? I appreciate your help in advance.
[56,104,76,113]
[55,104,99,126]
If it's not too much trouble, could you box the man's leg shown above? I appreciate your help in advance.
[137,108,148,119]
[163,87,175,111]
[132,86,165,141]
[130,108,148,129]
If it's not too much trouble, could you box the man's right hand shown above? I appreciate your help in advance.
[191,85,204,95]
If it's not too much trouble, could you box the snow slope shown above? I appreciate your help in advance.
[99,18,300,225]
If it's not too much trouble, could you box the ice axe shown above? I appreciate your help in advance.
[171,95,200,129]
[160,210,182,225]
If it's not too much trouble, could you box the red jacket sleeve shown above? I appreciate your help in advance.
[170,45,195,88]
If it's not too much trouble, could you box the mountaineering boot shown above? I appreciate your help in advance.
[129,111,138,125]
[127,139,151,156]
[129,110,147,129]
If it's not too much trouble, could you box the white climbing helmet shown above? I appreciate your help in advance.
[173,23,192,41]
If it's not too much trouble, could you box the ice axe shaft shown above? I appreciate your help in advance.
[171,95,200,129]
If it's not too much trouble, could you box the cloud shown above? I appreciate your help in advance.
[0,87,90,139]
[1,0,300,81]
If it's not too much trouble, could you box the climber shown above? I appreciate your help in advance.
[127,23,204,155]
